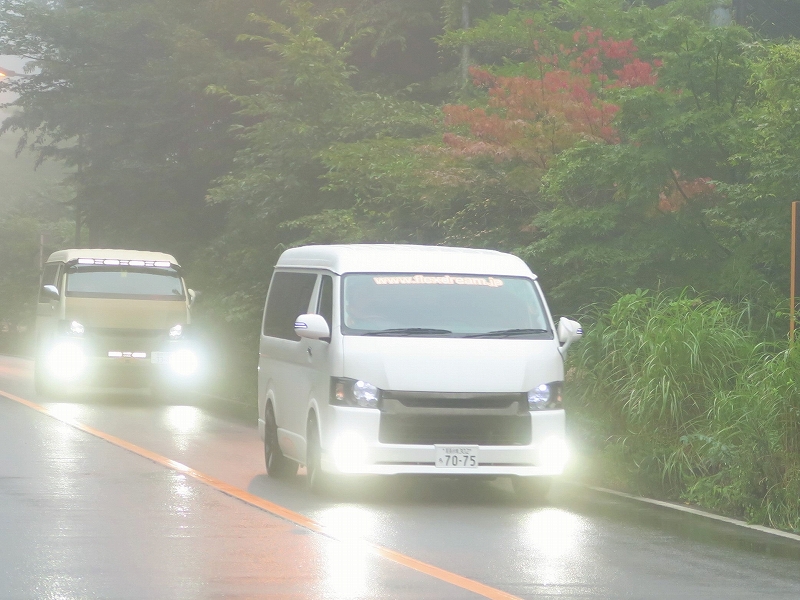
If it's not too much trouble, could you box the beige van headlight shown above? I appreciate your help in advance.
[47,342,87,381]
[169,348,198,376]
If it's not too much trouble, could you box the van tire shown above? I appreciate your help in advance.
[512,476,552,503]
[264,405,297,478]
[306,418,333,495]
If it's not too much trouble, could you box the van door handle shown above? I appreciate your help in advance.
[307,347,312,357]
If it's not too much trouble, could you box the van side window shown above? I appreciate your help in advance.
[317,275,333,326]
[38,263,60,302]
[263,272,317,340]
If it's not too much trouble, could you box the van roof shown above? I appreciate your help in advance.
[46,248,180,266]
[276,244,535,278]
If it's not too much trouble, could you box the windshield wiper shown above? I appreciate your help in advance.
[464,328,549,338]
[361,327,453,337]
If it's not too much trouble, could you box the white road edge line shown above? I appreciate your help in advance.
[577,483,800,543]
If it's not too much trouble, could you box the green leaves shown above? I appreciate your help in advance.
[568,288,800,531]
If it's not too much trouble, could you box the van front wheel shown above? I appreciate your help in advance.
[264,406,297,479]
[306,420,333,495]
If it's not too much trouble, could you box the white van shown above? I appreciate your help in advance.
[257,244,582,498]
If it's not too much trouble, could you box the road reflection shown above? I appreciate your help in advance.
[520,508,584,584]
[165,405,201,433]
[317,505,376,598]
[163,405,202,452]
[47,402,86,425]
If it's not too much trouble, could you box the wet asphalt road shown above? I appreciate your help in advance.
[1,354,800,599]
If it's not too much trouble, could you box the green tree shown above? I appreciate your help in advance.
[0,195,73,353]
[194,2,437,393]
[716,41,800,300]
[0,0,263,258]
[525,18,757,312]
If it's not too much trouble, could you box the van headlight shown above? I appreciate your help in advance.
[169,349,198,376]
[527,382,563,410]
[47,342,87,381]
[331,378,380,408]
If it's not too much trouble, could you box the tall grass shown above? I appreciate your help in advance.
[569,289,800,533]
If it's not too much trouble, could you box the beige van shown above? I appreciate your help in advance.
[34,249,199,395]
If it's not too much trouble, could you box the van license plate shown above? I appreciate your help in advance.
[435,445,479,468]
[151,352,168,364]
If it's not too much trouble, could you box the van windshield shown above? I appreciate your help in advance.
[65,265,185,300]
[342,274,552,338]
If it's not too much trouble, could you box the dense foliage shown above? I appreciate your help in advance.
[3,0,800,529]
[570,289,800,532]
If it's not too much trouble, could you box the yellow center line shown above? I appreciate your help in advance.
[0,389,522,600]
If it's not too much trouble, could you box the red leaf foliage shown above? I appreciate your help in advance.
[658,174,717,213]
[443,27,658,167]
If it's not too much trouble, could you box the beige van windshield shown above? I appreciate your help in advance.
[65,265,185,301]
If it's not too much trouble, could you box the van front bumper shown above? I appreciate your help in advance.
[40,337,200,391]
[319,406,567,477]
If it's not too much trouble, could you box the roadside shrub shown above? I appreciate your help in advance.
[568,288,800,533]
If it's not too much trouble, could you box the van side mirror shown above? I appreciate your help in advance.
[294,313,331,341]
[557,318,583,354]
[41,284,60,302]
[188,289,200,307]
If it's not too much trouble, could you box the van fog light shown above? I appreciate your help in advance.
[538,436,569,471]
[331,431,368,472]
[47,342,87,381]
[169,349,198,376]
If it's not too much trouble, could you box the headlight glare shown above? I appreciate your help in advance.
[46,342,87,381]
[169,349,198,376]
[331,431,368,472]
[538,436,570,471]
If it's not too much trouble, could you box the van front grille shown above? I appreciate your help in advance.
[378,414,532,446]
[83,328,165,356]
[384,391,526,411]
[90,327,164,338]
